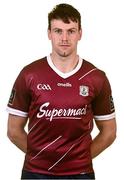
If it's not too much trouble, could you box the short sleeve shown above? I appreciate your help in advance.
[6,68,31,117]
[92,74,115,121]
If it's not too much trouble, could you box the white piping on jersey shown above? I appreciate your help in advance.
[6,106,28,117]
[94,112,116,121]
[79,68,97,80]
[48,134,86,171]
[48,143,75,171]
[30,135,62,161]
[47,55,83,79]
[28,119,41,133]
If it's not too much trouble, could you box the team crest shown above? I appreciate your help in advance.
[79,86,89,96]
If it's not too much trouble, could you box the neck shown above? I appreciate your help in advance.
[50,53,79,73]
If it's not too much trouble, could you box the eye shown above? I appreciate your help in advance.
[68,29,76,34]
[54,29,62,34]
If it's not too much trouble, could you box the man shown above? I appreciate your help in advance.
[7,3,116,179]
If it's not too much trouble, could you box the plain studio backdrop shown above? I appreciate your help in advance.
[0,0,123,179]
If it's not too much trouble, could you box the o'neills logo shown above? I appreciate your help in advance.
[57,82,72,87]
[37,102,87,121]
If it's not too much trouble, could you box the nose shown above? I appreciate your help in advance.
[61,31,68,41]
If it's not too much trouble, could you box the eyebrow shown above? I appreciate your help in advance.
[52,27,78,31]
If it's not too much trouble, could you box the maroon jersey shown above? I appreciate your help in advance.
[7,56,115,175]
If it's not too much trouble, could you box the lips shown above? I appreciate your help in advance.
[59,44,70,47]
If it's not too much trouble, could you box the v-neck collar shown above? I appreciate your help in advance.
[47,55,83,79]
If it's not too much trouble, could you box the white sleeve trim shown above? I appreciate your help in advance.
[94,112,116,121]
[6,106,28,117]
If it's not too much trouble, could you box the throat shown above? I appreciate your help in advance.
[51,54,79,73]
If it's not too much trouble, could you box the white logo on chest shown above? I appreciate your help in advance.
[57,82,72,87]
[37,102,87,121]
[37,84,51,91]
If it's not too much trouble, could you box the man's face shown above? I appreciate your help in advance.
[48,19,82,57]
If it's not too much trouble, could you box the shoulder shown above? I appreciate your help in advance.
[18,56,47,76]
[24,56,47,72]
[15,57,48,85]
[81,59,106,80]
[80,59,110,94]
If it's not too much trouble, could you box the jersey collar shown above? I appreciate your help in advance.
[47,55,83,79]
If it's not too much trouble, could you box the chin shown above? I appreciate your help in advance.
[58,51,72,57]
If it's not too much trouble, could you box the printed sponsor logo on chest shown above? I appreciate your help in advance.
[79,85,89,96]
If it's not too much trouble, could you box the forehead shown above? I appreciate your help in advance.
[50,19,79,30]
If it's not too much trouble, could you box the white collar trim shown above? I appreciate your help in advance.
[47,55,83,79]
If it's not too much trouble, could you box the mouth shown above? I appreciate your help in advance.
[59,44,70,47]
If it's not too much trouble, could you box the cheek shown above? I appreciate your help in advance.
[50,35,59,41]
[51,38,58,47]
[71,37,80,44]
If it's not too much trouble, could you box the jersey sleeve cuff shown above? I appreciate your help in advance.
[94,112,116,121]
[6,106,28,117]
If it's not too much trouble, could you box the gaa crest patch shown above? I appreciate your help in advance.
[8,89,16,105]
[79,85,89,97]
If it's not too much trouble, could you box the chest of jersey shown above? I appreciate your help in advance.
[28,69,95,122]
[26,68,95,153]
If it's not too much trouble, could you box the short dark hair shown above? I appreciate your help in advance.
[48,3,81,30]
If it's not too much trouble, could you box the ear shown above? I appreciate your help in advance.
[78,28,82,40]
[48,29,51,40]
